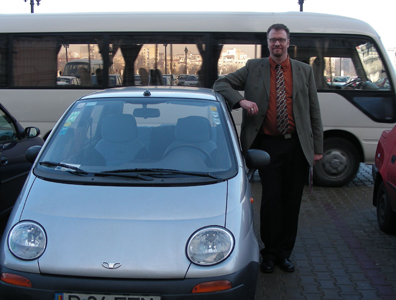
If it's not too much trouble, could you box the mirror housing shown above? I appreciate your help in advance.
[26,145,42,164]
[245,149,270,181]
[24,127,41,139]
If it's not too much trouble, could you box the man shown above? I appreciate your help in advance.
[213,23,323,273]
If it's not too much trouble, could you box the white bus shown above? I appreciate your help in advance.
[1,12,395,186]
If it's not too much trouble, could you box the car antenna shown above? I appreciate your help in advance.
[144,73,151,96]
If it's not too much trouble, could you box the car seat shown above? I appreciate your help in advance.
[95,114,147,166]
[164,116,216,167]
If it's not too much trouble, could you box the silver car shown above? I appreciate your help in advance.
[0,87,269,300]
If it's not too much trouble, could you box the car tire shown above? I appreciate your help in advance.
[313,137,360,187]
[376,181,396,234]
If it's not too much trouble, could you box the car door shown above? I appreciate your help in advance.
[385,130,396,208]
[0,106,37,215]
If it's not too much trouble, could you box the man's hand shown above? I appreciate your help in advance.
[239,99,258,116]
[313,154,323,165]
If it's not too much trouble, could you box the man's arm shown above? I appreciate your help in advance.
[213,61,258,115]
[307,65,324,158]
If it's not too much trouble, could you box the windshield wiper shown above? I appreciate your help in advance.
[96,171,153,181]
[103,168,222,179]
[40,161,153,181]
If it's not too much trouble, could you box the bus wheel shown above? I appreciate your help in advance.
[313,137,359,187]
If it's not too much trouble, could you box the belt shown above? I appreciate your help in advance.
[261,133,295,140]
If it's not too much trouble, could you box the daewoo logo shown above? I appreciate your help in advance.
[102,262,121,269]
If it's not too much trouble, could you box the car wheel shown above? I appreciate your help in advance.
[376,182,396,234]
[313,137,360,187]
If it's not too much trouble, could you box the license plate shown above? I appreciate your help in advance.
[55,293,161,300]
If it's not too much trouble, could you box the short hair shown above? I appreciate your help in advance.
[267,24,290,40]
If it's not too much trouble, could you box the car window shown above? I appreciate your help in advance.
[0,108,18,143]
[38,97,237,183]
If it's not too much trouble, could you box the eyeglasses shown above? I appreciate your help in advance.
[268,38,288,44]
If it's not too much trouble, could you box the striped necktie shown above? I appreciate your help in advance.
[276,64,289,135]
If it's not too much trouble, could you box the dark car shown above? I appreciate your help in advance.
[0,104,43,217]
[372,125,396,233]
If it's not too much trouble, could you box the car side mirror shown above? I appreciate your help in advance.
[24,127,41,139]
[245,149,270,182]
[26,145,42,164]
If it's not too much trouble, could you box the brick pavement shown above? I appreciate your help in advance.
[253,164,396,300]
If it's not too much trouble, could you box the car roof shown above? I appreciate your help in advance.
[80,86,218,101]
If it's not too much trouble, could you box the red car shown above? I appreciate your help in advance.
[373,125,396,233]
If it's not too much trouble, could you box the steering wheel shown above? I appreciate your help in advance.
[163,144,214,168]
[343,77,362,89]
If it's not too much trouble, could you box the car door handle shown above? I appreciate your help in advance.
[392,155,396,164]
[1,156,8,166]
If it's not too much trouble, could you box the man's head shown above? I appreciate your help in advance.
[267,23,290,62]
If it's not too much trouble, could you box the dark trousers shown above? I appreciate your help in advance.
[256,133,309,260]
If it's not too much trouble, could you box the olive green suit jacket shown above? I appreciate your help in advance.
[213,58,323,166]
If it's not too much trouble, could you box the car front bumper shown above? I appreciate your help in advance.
[0,261,258,300]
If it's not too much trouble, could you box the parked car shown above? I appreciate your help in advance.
[162,75,172,86]
[0,87,269,300]
[0,104,43,218]
[163,74,178,85]
[91,74,123,87]
[56,76,80,85]
[134,74,141,85]
[177,74,189,86]
[184,75,199,87]
[328,76,350,87]
[372,125,396,233]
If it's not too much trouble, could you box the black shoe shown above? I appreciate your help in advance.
[277,258,295,272]
[260,258,275,273]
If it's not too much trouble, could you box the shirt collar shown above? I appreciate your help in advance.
[269,56,291,70]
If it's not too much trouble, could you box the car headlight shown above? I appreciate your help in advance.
[8,221,47,260]
[186,226,234,266]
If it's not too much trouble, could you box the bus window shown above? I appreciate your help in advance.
[109,35,206,88]
[11,35,104,87]
[292,36,391,92]
[58,37,104,87]
[289,35,394,122]
[358,42,390,90]
[213,33,264,81]
[133,44,202,86]
[12,36,59,86]
[0,37,6,87]
[217,45,262,76]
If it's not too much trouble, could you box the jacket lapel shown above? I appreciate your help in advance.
[260,59,271,99]
[291,59,301,100]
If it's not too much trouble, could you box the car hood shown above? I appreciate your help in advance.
[21,178,228,279]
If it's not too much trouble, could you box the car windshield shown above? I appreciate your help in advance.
[37,97,237,184]
[334,77,349,83]
[58,78,71,83]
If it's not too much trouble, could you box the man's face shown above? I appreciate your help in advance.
[267,29,290,60]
